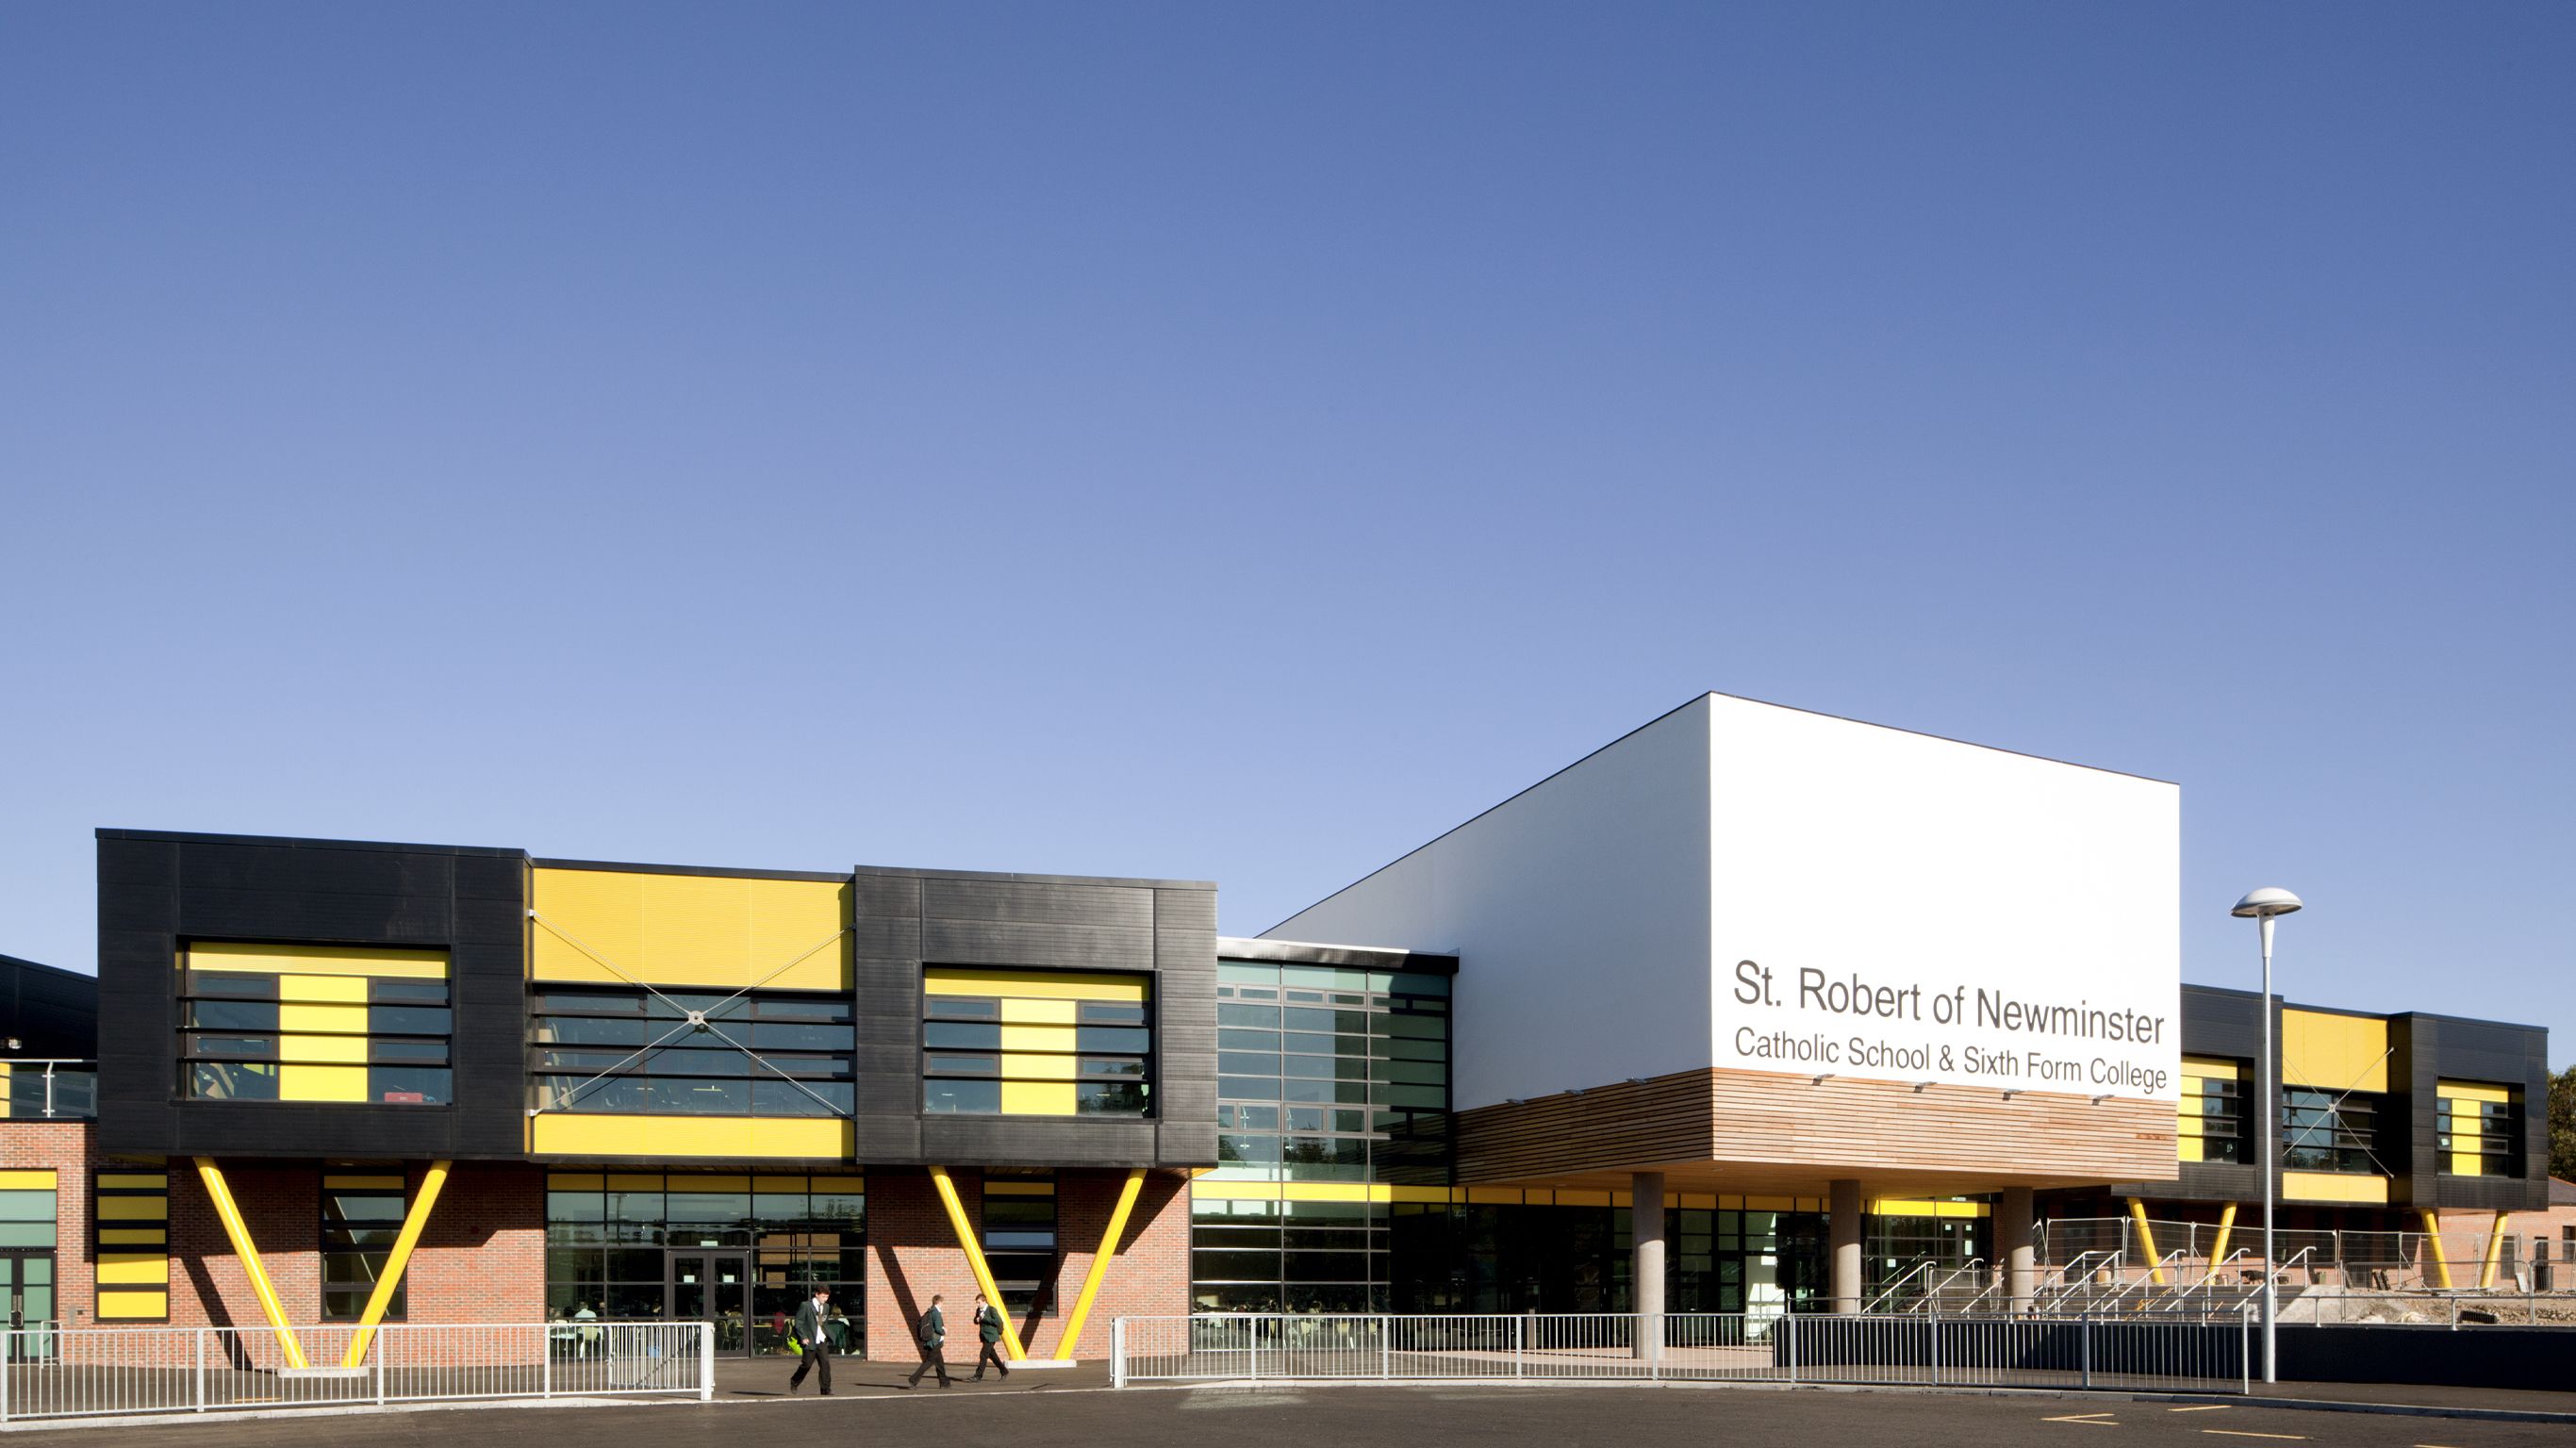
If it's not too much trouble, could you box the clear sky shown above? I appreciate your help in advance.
[3,4,2569,1063]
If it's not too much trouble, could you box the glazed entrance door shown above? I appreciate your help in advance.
[668,1250,751,1355]
[0,1253,56,1361]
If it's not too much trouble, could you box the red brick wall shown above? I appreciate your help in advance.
[864,1166,1189,1361]
[0,1127,547,1329]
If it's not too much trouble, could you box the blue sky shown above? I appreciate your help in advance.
[3,3,2569,1063]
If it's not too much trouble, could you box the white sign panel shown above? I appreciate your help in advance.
[1706,698,2181,1102]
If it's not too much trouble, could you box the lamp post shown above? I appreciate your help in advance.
[2231,886,2302,1385]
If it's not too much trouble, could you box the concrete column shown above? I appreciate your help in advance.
[1632,1171,1664,1359]
[2000,1186,2036,1312]
[1829,1178,1862,1313]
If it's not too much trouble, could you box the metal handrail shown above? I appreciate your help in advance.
[2035,1250,2122,1311]
[1921,1258,1988,1315]
[2096,1249,2188,1313]
[1863,1259,1939,1314]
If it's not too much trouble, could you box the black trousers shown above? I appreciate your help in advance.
[908,1342,951,1386]
[975,1341,1011,1377]
[788,1341,832,1393]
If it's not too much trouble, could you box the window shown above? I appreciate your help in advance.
[2436,1083,2521,1177]
[531,988,855,1116]
[545,1172,865,1350]
[2180,1058,2247,1164]
[92,1170,166,1320]
[2281,1088,2381,1175]
[178,943,452,1105]
[983,1173,1056,1317]
[921,970,1151,1116]
[322,1175,407,1321]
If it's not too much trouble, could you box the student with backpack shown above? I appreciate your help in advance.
[970,1291,1011,1379]
[905,1293,953,1388]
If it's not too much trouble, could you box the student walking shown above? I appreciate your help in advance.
[970,1292,1011,1379]
[906,1293,953,1388]
[785,1286,834,1395]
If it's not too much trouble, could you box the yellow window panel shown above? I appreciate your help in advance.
[810,1176,864,1193]
[999,1079,1077,1115]
[281,1064,371,1102]
[546,1174,605,1191]
[282,1034,371,1063]
[2280,1011,2388,1093]
[2182,1055,2243,1078]
[605,1174,665,1192]
[98,1197,169,1222]
[98,1254,169,1285]
[0,1170,56,1190]
[277,974,372,1003]
[999,1022,1077,1054]
[925,968,1149,1003]
[999,996,1079,1026]
[528,868,851,991]
[2438,1080,2512,1104]
[2281,1171,2389,1204]
[999,1053,1079,1080]
[1464,1187,1523,1205]
[95,1173,163,1190]
[97,1291,168,1319]
[2452,1152,2482,1175]
[2179,1138,2204,1162]
[99,1228,167,1245]
[185,943,448,980]
[279,1002,370,1035]
[673,1175,751,1192]
[531,1115,851,1160]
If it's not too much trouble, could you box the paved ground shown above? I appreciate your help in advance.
[7,1381,2571,1448]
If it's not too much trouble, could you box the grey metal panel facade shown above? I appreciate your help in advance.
[848,864,1217,1171]
[94,830,529,1161]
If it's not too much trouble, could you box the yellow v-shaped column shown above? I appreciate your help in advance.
[340,1162,452,1366]
[191,1159,309,1370]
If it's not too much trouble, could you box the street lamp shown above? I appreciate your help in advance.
[2231,886,2302,1384]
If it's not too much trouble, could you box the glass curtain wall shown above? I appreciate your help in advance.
[544,1172,865,1354]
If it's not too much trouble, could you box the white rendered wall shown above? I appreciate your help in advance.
[1266,698,1717,1111]
[1706,696,2182,1101]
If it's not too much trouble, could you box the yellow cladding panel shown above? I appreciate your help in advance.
[280,1003,369,1034]
[530,869,851,991]
[96,1173,166,1190]
[2182,1056,2242,1078]
[282,1034,370,1064]
[1869,1199,1990,1219]
[97,1254,169,1285]
[1001,997,1079,1026]
[1000,1055,1078,1081]
[547,1174,605,1191]
[2283,1171,2390,1204]
[2281,1011,2388,1093]
[99,1228,167,1245]
[2439,1080,2513,1104]
[279,975,371,1003]
[0,1170,56,1190]
[530,1113,853,1160]
[98,1197,168,1221]
[1466,1187,1522,1205]
[674,1175,752,1192]
[925,968,1150,1003]
[1000,1080,1077,1115]
[999,1022,1077,1054]
[281,1064,370,1101]
[98,1291,168,1319]
[812,1176,864,1193]
[1387,1185,1450,1204]
[185,943,448,980]
[606,1174,664,1192]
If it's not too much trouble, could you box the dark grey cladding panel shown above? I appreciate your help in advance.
[851,1113,922,1160]
[922,877,1153,930]
[920,919,1154,971]
[851,1042,916,1074]
[173,841,454,897]
[1151,887,1217,935]
[1157,1119,1218,1165]
[851,919,919,959]
[176,888,455,944]
[96,831,528,1160]
[922,1115,1160,1168]
[2436,1171,2548,1212]
[2179,988,2265,1061]
[851,872,925,917]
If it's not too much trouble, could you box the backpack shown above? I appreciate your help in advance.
[918,1311,942,1347]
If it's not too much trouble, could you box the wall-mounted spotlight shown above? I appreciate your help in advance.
[2090,1094,2112,1105]
[1912,1080,1934,1093]
[1810,1073,1835,1086]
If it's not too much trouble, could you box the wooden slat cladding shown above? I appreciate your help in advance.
[1458,1067,2174,1193]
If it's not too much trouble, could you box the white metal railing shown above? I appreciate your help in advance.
[1862,1260,1940,1313]
[0,1059,98,1120]
[2036,1216,2547,1293]
[1111,1311,2253,1394]
[0,1321,711,1423]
